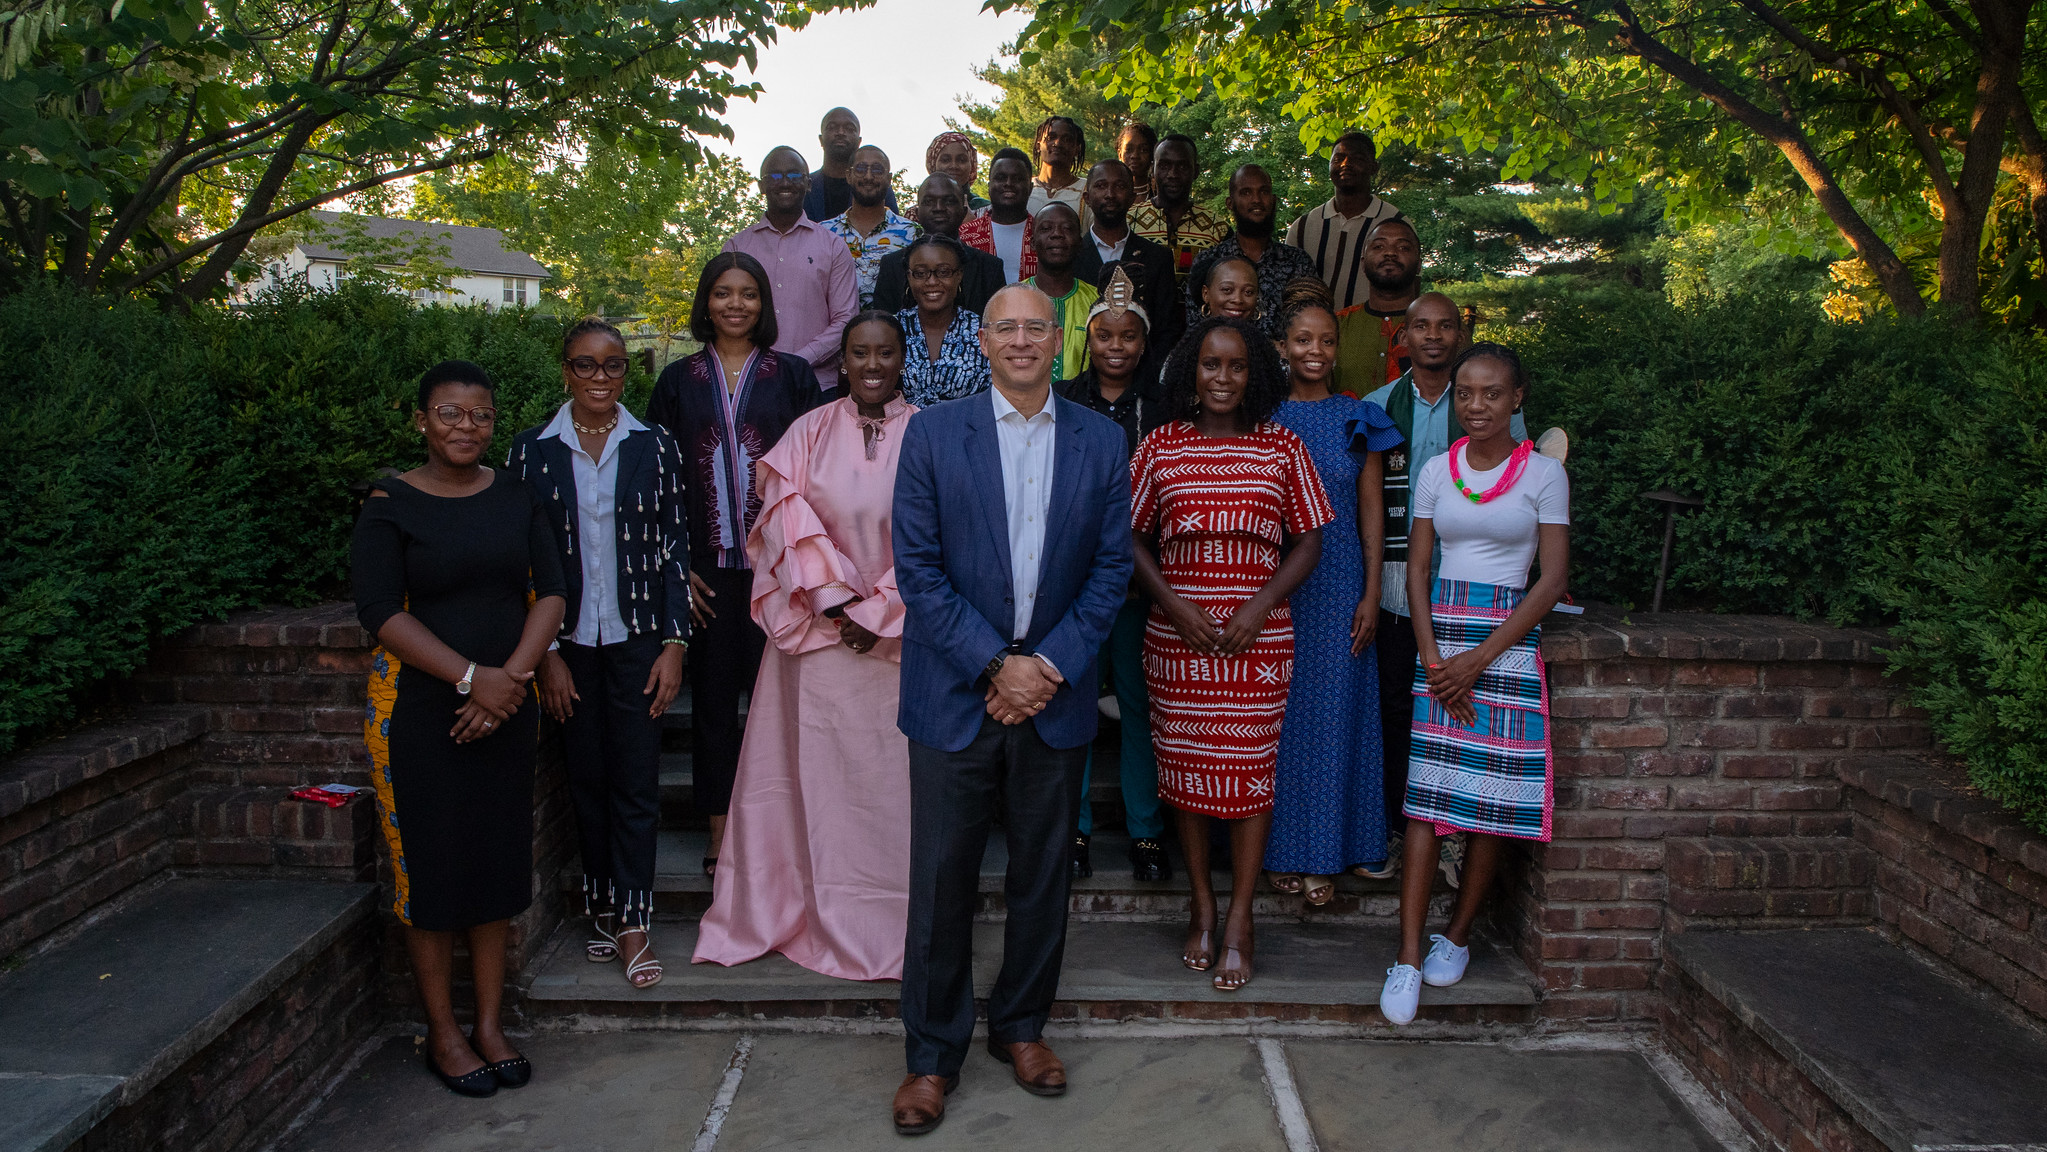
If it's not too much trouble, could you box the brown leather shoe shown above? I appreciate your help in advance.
[985,1036,1067,1096]
[892,1073,957,1135]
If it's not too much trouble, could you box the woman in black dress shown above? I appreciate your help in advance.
[648,251,820,877]
[354,360,567,1097]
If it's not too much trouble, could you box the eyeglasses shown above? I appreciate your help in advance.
[762,172,806,184]
[985,320,1057,342]
[851,163,890,177]
[908,266,961,283]
[568,356,629,380]
[430,404,497,428]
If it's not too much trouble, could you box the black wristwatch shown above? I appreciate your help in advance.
[981,654,1008,682]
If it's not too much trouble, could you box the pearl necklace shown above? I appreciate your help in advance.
[572,411,619,436]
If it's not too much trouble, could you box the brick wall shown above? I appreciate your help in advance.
[1511,614,1932,1021]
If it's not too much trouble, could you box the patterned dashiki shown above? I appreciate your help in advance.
[1025,276,1096,383]
[824,208,921,310]
[1130,421,1335,819]
[1129,198,1231,287]
[958,208,1036,280]
[1263,396,1401,874]
[1404,579,1553,841]
[895,306,991,408]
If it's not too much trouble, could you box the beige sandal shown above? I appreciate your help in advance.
[1266,871,1303,894]
[1303,876,1337,906]
[619,927,663,989]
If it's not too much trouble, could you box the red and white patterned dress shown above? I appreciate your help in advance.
[1130,422,1335,818]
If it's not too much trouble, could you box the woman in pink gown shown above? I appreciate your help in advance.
[693,312,918,981]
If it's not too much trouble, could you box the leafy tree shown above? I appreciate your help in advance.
[411,145,760,316]
[1006,0,2046,320]
[0,0,837,302]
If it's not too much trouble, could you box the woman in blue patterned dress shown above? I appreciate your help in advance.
[895,234,991,408]
[1262,281,1402,905]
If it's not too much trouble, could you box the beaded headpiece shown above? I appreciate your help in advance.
[1085,264,1150,330]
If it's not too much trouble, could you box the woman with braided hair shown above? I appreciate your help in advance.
[1129,314,1334,992]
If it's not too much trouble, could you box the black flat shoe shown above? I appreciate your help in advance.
[486,1054,532,1088]
[1129,837,1171,882]
[1070,834,1093,879]
[424,1050,498,1097]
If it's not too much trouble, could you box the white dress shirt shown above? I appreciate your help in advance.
[990,386,1057,641]
[544,400,649,646]
[1091,226,1129,264]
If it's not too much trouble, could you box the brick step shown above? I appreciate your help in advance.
[1665,929,2047,1152]
[569,828,1449,924]
[0,877,377,1152]
[1666,836,1874,928]
[525,916,1539,1027]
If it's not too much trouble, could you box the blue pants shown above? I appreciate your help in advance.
[1077,599,1164,839]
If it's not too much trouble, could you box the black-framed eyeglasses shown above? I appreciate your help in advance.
[908,266,961,283]
[430,404,498,428]
[568,356,629,380]
[851,163,890,177]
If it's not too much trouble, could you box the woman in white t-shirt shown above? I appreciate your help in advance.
[1379,342,1570,1026]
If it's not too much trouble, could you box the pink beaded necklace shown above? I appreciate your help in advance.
[1447,436,1533,504]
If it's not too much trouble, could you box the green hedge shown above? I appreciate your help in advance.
[3,280,2043,836]
[0,281,650,753]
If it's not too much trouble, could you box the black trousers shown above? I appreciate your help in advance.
[559,633,665,929]
[1376,609,1419,831]
[903,717,1087,1077]
[688,565,765,818]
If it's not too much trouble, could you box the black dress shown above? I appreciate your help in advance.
[352,471,567,931]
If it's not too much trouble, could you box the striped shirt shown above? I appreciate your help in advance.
[1283,196,1404,311]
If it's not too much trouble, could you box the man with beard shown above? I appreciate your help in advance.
[959,149,1038,283]
[1022,204,1095,382]
[1129,134,1229,288]
[804,107,898,222]
[1285,131,1404,311]
[1332,217,1423,396]
[871,174,1006,314]
[722,146,856,377]
[1183,164,1317,337]
[1071,160,1182,353]
[822,145,922,310]
[1117,122,1158,200]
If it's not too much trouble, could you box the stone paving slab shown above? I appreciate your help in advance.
[0,1072,125,1152]
[282,1032,734,1152]
[527,918,1534,1009]
[713,1034,1288,1151]
[1287,1041,1726,1151]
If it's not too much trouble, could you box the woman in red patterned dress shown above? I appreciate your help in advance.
[1130,315,1334,991]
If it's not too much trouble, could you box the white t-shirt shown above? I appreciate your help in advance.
[1411,445,1570,590]
[990,220,1027,284]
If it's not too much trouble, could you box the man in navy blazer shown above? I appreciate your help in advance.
[888,284,1134,1134]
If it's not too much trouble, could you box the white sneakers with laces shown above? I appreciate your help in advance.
[1421,934,1470,987]
[1380,963,1422,1025]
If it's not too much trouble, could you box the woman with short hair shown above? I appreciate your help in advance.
[648,252,821,878]
[354,360,567,1096]
[896,234,992,408]
[511,317,690,989]
[1379,342,1569,1026]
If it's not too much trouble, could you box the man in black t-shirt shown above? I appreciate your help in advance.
[803,106,899,222]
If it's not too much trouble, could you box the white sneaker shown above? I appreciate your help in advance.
[1380,963,1422,1025]
[1421,934,1470,987]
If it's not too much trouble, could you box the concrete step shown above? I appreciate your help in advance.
[525,916,1538,1026]
[0,877,376,1152]
[570,828,1449,924]
[1667,929,2047,1152]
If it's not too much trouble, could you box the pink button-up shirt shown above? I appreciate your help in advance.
[723,215,857,377]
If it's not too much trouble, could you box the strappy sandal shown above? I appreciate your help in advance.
[1182,927,1214,972]
[1303,876,1337,906]
[1265,871,1303,894]
[584,912,618,963]
[619,927,663,989]
[1213,940,1254,992]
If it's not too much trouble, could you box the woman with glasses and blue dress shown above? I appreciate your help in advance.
[509,317,691,991]
[895,234,992,408]
[354,360,567,1097]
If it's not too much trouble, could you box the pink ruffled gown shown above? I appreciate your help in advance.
[692,396,916,981]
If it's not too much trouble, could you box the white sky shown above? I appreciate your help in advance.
[712,0,1034,177]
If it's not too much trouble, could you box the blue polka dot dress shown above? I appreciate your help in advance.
[1264,394,1396,874]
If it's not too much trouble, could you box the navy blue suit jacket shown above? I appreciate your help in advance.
[892,390,1134,752]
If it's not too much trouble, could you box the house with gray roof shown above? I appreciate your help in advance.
[250,211,550,307]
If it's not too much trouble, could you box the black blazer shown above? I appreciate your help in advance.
[1072,230,1185,354]
[507,420,691,644]
[870,244,1006,315]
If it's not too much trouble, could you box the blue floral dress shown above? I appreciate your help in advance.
[1264,394,1399,873]
[896,307,991,409]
